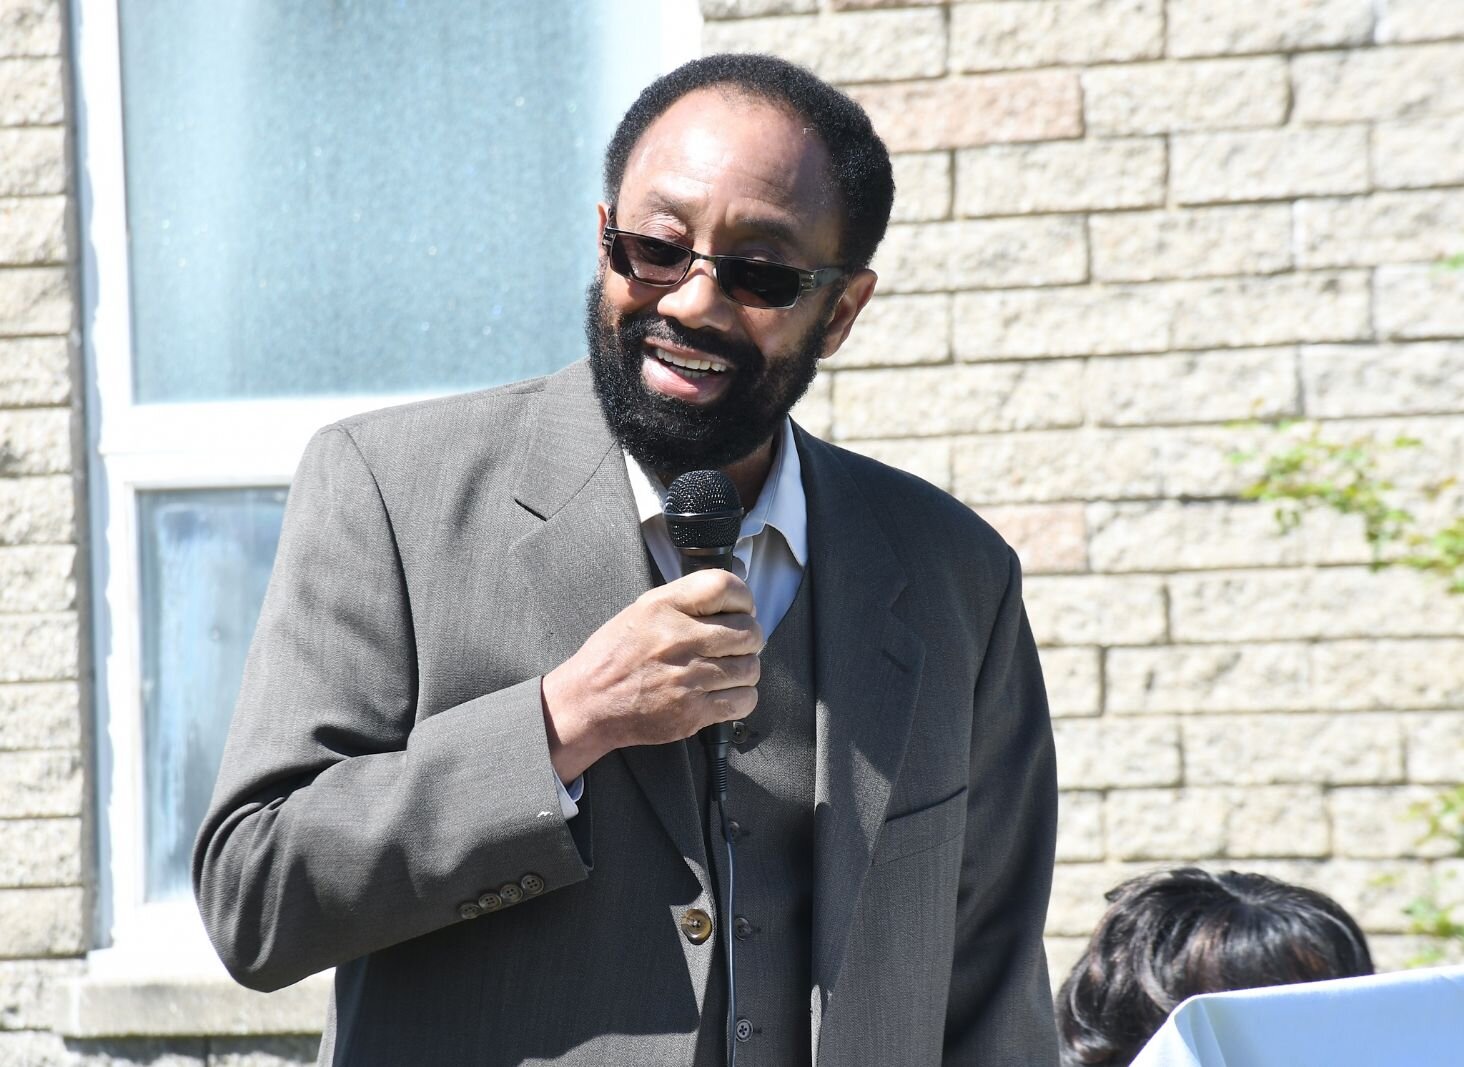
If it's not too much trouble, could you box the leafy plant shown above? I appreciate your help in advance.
[1403,786,1464,966]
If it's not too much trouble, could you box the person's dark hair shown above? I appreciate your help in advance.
[1056,868,1374,1067]
[602,53,894,270]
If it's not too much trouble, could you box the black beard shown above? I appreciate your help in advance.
[584,274,829,480]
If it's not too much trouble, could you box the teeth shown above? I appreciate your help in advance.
[658,351,728,374]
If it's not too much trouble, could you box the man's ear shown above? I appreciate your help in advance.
[596,202,611,262]
[819,268,878,360]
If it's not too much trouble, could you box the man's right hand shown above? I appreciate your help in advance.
[539,568,763,784]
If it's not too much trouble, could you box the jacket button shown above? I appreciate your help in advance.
[735,1017,752,1042]
[458,901,483,920]
[731,720,749,745]
[477,891,502,912]
[733,916,754,941]
[499,882,524,905]
[520,873,545,896]
[680,908,713,945]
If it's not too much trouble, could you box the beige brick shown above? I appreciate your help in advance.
[1024,575,1167,646]
[0,817,80,886]
[1278,857,1456,932]
[1377,262,1464,339]
[832,361,1083,439]
[1090,206,1291,284]
[1170,271,1371,350]
[1373,115,1464,190]
[1053,717,1181,788]
[0,887,82,957]
[1183,713,1405,786]
[1171,567,1464,643]
[847,71,1082,153]
[1107,643,1313,714]
[1378,0,1464,42]
[1087,501,1370,573]
[1224,786,1331,858]
[1404,712,1464,783]
[1155,423,1290,499]
[0,614,76,683]
[953,429,1164,505]
[1083,57,1288,137]
[790,369,831,438]
[1056,790,1105,862]
[954,285,1171,359]
[702,9,946,84]
[1298,191,1464,269]
[875,217,1087,294]
[889,151,950,224]
[0,475,72,544]
[0,958,81,1030]
[0,751,79,817]
[1314,639,1464,710]
[837,293,949,369]
[839,437,951,490]
[1370,933,1464,971]
[950,0,1163,72]
[1293,43,1464,124]
[0,1030,71,1065]
[0,545,73,612]
[956,139,1165,217]
[1331,786,1458,858]
[1038,646,1102,718]
[0,0,63,58]
[1046,860,1156,936]
[1172,126,1369,205]
[1168,0,1374,58]
[1303,343,1464,417]
[0,682,79,749]
[1086,348,1299,427]
[979,503,1087,574]
[0,195,64,264]
[0,127,64,194]
[0,408,70,475]
[0,336,69,406]
[1043,936,1088,985]
[831,0,942,8]
[209,1037,323,1067]
[0,57,63,125]
[0,267,71,335]
[702,0,815,15]
[1106,789,1227,861]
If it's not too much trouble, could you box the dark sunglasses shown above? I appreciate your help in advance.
[601,225,845,310]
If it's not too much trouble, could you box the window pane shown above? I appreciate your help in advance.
[118,0,663,403]
[139,488,286,901]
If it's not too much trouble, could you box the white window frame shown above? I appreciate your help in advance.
[72,0,701,977]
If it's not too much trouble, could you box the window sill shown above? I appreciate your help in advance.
[56,970,330,1038]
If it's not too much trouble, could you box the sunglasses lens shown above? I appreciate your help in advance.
[719,259,801,309]
[613,233,690,285]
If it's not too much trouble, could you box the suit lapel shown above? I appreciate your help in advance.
[797,429,926,1058]
[508,362,708,883]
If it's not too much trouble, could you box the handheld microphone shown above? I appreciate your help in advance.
[663,469,743,803]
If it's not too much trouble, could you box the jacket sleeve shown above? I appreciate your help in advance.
[945,546,1061,1064]
[192,426,590,992]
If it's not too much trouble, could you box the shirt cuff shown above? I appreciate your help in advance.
[555,773,585,820]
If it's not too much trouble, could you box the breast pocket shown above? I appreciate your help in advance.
[870,786,968,867]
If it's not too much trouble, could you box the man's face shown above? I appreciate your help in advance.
[587,87,871,478]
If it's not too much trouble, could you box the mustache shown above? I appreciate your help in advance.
[618,310,763,371]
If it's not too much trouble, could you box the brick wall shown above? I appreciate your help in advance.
[706,0,1464,979]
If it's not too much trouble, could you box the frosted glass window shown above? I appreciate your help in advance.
[139,488,286,901]
[119,0,664,403]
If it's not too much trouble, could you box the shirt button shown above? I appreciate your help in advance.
[728,819,744,840]
[477,891,502,913]
[457,902,483,920]
[499,882,524,905]
[735,1018,752,1042]
[680,908,714,945]
[520,873,545,896]
[731,720,749,745]
[733,916,754,941]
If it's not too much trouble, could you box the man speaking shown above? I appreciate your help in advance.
[194,53,1058,1066]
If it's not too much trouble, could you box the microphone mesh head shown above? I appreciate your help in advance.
[664,470,743,551]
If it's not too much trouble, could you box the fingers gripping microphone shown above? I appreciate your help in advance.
[663,470,744,804]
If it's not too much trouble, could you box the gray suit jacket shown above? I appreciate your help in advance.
[193,360,1059,1066]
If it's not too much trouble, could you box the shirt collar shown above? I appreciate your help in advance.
[623,418,808,567]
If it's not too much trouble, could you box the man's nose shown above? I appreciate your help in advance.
[654,260,738,333]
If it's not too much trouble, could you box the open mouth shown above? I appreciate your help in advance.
[652,349,731,380]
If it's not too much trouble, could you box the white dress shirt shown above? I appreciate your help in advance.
[552,419,809,819]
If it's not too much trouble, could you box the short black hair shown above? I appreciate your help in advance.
[1056,868,1374,1067]
[602,53,894,270]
